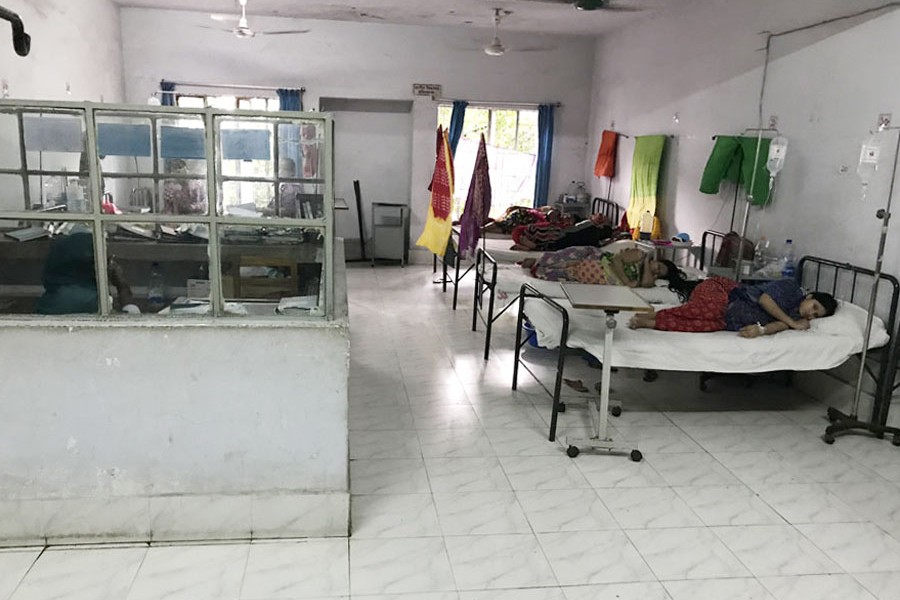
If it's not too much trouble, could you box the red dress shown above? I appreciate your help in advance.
[654,276,739,332]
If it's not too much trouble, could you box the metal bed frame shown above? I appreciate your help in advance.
[471,198,624,360]
[432,227,471,311]
[512,255,900,443]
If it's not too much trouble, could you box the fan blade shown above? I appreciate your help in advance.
[255,29,311,35]
[197,25,235,33]
[210,13,240,22]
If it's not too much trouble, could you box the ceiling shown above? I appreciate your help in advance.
[111,0,679,35]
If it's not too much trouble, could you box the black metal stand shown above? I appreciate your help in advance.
[825,126,900,445]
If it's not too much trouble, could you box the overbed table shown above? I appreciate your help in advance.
[560,283,654,460]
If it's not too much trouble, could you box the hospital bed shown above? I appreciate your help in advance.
[472,238,691,361]
[434,198,623,310]
[511,255,900,444]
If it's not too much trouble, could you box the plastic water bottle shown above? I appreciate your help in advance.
[753,236,769,271]
[781,239,796,280]
[148,262,165,311]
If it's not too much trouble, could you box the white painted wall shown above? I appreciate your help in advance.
[119,8,595,262]
[332,109,412,257]
[0,0,123,102]
[587,3,900,298]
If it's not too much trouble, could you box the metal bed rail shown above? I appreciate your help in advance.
[591,197,622,226]
[512,283,570,442]
[431,227,475,310]
[699,229,728,271]
[797,256,900,427]
[473,247,521,360]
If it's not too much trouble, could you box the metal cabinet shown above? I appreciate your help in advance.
[371,202,408,266]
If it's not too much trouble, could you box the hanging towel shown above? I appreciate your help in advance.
[416,126,455,257]
[626,135,667,234]
[700,136,772,206]
[593,130,618,178]
[457,134,492,260]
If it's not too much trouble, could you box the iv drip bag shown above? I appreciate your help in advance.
[766,136,788,178]
[857,131,882,201]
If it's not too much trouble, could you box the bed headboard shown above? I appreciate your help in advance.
[591,197,621,226]
[797,256,900,339]
[699,230,728,271]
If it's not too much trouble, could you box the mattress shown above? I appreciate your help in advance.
[523,298,889,374]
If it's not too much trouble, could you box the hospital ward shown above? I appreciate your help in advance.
[3,0,900,598]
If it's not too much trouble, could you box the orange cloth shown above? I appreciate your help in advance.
[593,130,618,178]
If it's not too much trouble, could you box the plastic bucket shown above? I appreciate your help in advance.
[522,321,541,348]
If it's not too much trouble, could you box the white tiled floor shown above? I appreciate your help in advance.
[3,263,900,599]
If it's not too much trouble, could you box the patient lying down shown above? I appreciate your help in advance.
[628,276,837,337]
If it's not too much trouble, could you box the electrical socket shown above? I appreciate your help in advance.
[878,113,892,129]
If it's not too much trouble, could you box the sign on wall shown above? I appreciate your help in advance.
[412,83,442,100]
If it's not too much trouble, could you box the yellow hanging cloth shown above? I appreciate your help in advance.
[626,135,667,237]
[416,126,455,257]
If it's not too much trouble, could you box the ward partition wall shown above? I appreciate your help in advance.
[0,100,335,319]
[0,101,349,544]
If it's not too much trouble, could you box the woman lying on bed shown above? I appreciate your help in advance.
[523,246,672,287]
[628,275,837,337]
[511,213,617,251]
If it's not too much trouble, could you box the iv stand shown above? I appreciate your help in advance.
[824,122,900,445]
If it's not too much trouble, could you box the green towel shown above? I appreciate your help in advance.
[700,135,772,206]
[627,135,667,229]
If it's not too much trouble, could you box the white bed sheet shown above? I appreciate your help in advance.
[524,298,889,374]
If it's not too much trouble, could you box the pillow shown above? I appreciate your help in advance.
[809,299,889,347]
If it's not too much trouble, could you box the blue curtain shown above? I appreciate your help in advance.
[534,104,555,207]
[447,100,468,157]
[160,80,176,106]
[277,88,302,112]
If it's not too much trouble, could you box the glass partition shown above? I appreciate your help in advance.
[0,101,333,319]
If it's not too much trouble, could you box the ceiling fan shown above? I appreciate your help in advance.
[206,0,310,39]
[481,8,552,57]
[515,0,643,11]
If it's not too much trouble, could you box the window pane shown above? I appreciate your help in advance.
[208,95,237,110]
[95,115,154,177]
[219,225,324,315]
[461,108,489,141]
[0,112,21,169]
[28,174,93,214]
[437,105,452,129]
[491,110,518,151]
[0,225,98,315]
[105,221,210,315]
[176,96,205,108]
[104,177,156,214]
[516,110,538,154]
[0,174,25,211]
[160,177,209,215]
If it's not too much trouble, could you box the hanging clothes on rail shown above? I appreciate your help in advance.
[626,135,666,239]
[593,130,619,178]
[700,136,772,206]
[457,134,492,260]
[416,126,455,257]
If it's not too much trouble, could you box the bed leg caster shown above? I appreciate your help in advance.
[630,449,643,462]
[822,433,836,445]
[642,370,658,383]
[610,405,622,417]
[566,445,580,458]
[893,433,900,447]
[558,402,566,413]
[826,407,842,423]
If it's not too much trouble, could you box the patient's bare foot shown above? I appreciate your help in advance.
[629,314,656,329]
